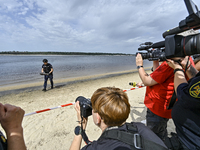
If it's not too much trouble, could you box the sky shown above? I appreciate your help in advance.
[0,0,200,54]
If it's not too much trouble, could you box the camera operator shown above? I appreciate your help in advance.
[135,53,194,141]
[70,87,168,150]
[166,57,200,150]
[0,103,26,150]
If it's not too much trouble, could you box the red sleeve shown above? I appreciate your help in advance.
[150,61,174,84]
[190,56,195,67]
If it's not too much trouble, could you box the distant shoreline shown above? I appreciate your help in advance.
[0,51,134,56]
[0,68,151,96]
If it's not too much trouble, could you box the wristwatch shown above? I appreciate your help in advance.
[137,66,143,69]
[74,126,82,135]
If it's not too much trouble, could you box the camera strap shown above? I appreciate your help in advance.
[100,123,168,150]
[167,91,177,110]
[184,57,190,72]
[80,113,91,145]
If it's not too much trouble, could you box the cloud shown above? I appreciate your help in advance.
[0,0,200,53]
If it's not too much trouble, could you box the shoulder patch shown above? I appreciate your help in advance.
[189,81,200,98]
[1,136,6,143]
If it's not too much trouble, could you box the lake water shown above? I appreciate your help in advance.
[0,55,152,87]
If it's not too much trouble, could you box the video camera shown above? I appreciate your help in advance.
[75,96,92,118]
[137,0,200,61]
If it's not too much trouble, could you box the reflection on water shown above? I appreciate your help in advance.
[0,55,152,86]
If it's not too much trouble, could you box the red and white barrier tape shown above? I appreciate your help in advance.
[24,86,145,117]
[123,86,145,92]
[24,102,75,117]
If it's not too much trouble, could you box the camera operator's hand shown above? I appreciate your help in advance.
[136,82,144,87]
[180,56,191,70]
[136,53,143,66]
[74,101,88,130]
[166,59,183,70]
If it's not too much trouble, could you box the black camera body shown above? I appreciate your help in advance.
[137,42,166,61]
[75,96,92,118]
[137,0,200,61]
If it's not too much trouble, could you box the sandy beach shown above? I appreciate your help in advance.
[0,69,175,150]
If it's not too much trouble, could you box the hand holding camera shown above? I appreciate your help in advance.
[166,59,183,70]
[74,96,92,130]
[136,53,143,66]
[74,101,88,130]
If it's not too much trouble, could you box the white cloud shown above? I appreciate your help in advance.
[0,0,200,53]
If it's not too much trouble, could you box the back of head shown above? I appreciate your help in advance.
[91,87,130,127]
[43,59,48,63]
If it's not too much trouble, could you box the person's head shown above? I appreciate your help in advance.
[43,59,48,65]
[91,87,130,127]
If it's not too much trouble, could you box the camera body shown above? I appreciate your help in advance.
[137,42,166,61]
[75,96,92,118]
[136,0,200,61]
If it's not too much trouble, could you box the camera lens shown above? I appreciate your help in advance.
[141,53,152,59]
[183,34,200,56]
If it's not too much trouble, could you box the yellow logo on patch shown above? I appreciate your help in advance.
[189,81,200,98]
[1,136,6,143]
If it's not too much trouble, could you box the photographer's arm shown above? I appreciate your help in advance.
[167,60,187,94]
[70,134,82,150]
[136,54,158,86]
[70,101,88,150]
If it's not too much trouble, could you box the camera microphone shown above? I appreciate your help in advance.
[152,41,165,48]
[140,42,153,46]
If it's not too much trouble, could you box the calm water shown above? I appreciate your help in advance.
[0,55,151,87]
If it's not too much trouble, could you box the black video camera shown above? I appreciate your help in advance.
[136,0,200,61]
[137,42,166,61]
[75,96,92,118]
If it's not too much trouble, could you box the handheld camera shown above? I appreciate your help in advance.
[75,96,92,118]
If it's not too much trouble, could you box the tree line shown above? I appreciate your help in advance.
[0,51,133,56]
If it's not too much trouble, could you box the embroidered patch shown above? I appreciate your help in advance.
[189,81,200,98]
[1,136,6,143]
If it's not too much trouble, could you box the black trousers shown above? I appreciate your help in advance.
[44,74,53,89]
[146,108,169,141]
[165,132,189,150]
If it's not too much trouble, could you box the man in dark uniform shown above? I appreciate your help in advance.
[167,56,200,149]
[41,59,54,91]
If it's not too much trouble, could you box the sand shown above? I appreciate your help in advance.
[0,69,175,150]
